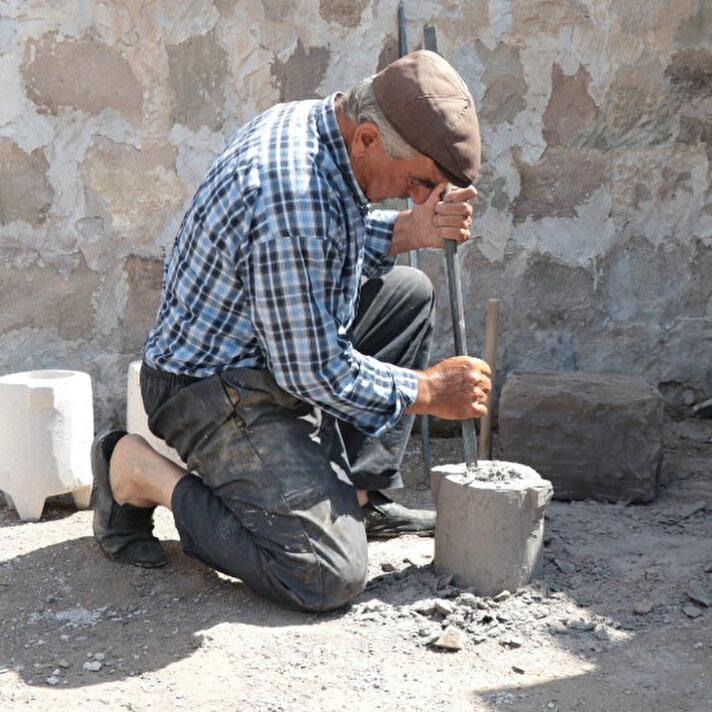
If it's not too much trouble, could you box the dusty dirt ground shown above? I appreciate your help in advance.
[1,418,711,712]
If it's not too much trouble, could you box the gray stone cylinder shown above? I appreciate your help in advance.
[434,461,553,597]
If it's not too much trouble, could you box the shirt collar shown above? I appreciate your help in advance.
[315,93,369,213]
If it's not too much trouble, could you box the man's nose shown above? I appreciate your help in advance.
[407,185,430,204]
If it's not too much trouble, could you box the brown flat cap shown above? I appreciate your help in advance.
[372,50,480,188]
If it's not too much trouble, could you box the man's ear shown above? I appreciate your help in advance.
[351,122,380,158]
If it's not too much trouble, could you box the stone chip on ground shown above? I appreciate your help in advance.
[633,600,653,615]
[457,592,478,608]
[686,584,711,607]
[433,599,455,616]
[500,635,524,648]
[554,558,577,574]
[676,502,706,521]
[431,626,464,651]
[570,618,595,631]
[413,599,438,615]
[682,604,704,619]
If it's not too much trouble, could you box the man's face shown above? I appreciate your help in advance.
[349,123,446,204]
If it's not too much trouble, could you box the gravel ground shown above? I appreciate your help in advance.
[0,417,711,711]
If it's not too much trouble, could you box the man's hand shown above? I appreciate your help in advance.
[412,182,476,250]
[407,356,491,420]
[389,184,477,255]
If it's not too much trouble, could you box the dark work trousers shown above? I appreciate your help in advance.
[140,266,434,612]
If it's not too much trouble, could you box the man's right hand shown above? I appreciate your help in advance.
[407,356,492,420]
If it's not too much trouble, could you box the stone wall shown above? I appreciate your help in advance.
[1,0,710,428]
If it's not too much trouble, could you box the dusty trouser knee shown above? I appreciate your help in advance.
[284,495,369,611]
[169,468,367,612]
[310,555,368,612]
[276,515,368,612]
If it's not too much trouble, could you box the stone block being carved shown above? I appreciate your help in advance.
[434,461,553,597]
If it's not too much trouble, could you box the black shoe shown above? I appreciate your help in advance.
[91,430,166,568]
[362,491,436,539]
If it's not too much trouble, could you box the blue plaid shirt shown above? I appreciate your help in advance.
[143,94,419,436]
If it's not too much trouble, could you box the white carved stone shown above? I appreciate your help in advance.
[0,370,94,521]
[434,461,553,597]
[127,360,183,465]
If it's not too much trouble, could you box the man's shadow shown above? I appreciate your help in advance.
[0,534,318,689]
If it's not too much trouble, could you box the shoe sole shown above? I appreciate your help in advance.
[98,547,168,569]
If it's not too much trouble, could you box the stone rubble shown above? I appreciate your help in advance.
[344,486,712,660]
[682,604,703,619]
[499,635,523,649]
[347,560,631,654]
[686,583,711,608]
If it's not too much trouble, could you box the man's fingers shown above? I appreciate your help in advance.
[429,181,450,203]
[467,372,491,393]
[438,227,470,243]
[444,186,477,203]
[470,403,487,418]
[473,386,487,403]
[472,358,492,377]
[433,214,472,228]
[435,201,473,217]
[477,374,492,393]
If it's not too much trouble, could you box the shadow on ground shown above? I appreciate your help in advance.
[0,533,321,689]
[0,493,85,528]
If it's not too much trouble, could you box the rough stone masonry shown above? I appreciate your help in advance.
[0,0,710,429]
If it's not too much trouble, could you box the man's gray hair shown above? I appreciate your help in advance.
[340,76,416,159]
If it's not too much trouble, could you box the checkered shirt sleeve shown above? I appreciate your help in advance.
[363,209,399,278]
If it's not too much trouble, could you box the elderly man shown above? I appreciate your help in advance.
[91,50,491,612]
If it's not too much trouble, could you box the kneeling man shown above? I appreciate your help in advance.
[92,50,491,612]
